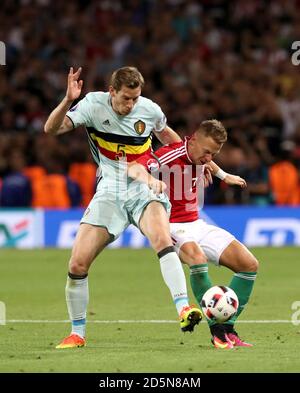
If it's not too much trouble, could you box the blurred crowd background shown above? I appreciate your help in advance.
[1,0,300,208]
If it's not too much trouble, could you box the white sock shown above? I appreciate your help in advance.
[66,274,89,338]
[158,248,189,315]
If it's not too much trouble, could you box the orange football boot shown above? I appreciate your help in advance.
[56,333,86,349]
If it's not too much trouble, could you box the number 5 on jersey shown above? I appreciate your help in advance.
[116,144,126,160]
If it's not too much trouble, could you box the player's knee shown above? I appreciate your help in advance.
[69,257,88,276]
[240,255,259,273]
[185,252,207,266]
[248,256,259,272]
[180,243,207,266]
[149,233,171,252]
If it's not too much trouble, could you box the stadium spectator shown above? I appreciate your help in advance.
[269,147,300,205]
[0,150,32,207]
[243,150,272,205]
[68,162,97,207]
[26,156,82,209]
[0,0,300,206]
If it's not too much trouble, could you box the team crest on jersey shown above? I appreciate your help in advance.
[147,158,159,172]
[134,120,146,135]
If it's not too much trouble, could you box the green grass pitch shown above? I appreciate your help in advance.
[0,247,300,372]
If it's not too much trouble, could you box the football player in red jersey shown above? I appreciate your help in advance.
[128,119,258,349]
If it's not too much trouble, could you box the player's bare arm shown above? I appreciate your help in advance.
[206,161,247,188]
[44,67,83,135]
[127,162,167,195]
[153,125,182,145]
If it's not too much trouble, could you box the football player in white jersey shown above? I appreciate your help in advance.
[44,66,202,349]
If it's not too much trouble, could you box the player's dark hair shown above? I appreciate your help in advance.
[198,119,227,144]
[110,66,145,91]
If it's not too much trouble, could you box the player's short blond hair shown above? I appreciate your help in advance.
[197,119,227,144]
[110,66,145,92]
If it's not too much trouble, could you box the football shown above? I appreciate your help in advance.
[201,286,239,323]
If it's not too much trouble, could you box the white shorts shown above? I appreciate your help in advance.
[81,180,171,241]
[170,219,235,265]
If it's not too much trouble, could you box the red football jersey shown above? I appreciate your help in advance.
[136,138,204,223]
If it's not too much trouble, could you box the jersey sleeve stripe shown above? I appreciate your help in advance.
[160,148,186,164]
[158,146,186,162]
[161,151,187,165]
